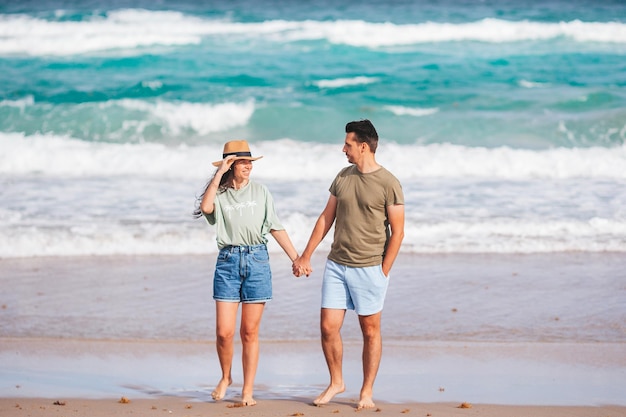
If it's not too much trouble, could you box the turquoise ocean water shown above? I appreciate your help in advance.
[1,0,625,256]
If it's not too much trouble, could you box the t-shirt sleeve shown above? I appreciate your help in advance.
[204,197,219,225]
[329,180,336,196]
[329,166,349,196]
[262,185,285,233]
[387,178,404,206]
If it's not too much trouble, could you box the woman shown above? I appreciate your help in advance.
[194,140,299,406]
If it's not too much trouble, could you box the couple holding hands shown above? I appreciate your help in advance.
[194,119,404,409]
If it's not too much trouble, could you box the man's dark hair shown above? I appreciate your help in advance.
[345,119,378,153]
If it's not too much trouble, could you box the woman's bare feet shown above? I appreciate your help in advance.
[313,383,345,405]
[211,377,232,401]
[241,393,257,406]
[357,396,376,410]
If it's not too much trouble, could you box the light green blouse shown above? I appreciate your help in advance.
[204,181,284,249]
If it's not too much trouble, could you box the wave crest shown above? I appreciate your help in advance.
[1,11,625,56]
[1,134,624,180]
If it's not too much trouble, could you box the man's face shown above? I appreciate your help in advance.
[342,132,362,164]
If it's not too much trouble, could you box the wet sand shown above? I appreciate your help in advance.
[1,253,625,411]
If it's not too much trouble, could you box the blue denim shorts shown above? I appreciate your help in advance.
[321,259,389,315]
[213,244,272,303]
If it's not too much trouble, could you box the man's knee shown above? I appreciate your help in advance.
[359,314,381,338]
[320,320,341,339]
[320,309,345,335]
[320,319,343,340]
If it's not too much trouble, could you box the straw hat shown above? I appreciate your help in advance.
[212,140,263,166]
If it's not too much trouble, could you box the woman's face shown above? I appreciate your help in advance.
[232,159,252,180]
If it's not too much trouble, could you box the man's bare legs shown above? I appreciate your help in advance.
[212,301,238,400]
[356,312,382,409]
[240,302,265,405]
[314,308,347,405]
[212,301,265,406]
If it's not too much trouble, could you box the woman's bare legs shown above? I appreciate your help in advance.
[212,301,238,400]
[240,302,265,405]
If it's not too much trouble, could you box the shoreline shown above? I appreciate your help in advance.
[1,336,624,407]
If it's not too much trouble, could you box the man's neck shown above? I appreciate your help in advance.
[355,156,381,174]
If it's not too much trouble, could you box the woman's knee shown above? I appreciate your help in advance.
[216,328,235,344]
[240,329,259,344]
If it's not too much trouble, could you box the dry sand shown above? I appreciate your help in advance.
[3,397,626,417]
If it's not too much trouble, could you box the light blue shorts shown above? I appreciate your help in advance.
[321,259,389,316]
[213,244,272,303]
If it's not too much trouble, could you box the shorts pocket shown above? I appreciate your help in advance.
[252,249,270,263]
[217,250,231,262]
[379,264,390,280]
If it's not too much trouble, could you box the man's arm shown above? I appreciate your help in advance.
[382,204,405,277]
[293,194,337,277]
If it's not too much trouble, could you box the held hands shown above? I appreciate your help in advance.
[292,256,312,278]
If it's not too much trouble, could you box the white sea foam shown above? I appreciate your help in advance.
[0,98,255,140]
[312,18,626,47]
[313,76,380,88]
[379,142,626,180]
[0,132,213,179]
[141,80,163,90]
[1,210,624,257]
[2,132,625,257]
[108,98,255,136]
[518,80,550,88]
[0,10,203,56]
[1,133,625,180]
[384,105,439,117]
[403,219,626,254]
[1,11,625,56]
[0,223,213,257]
[0,95,34,108]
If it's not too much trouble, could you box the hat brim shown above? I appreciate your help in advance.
[212,155,263,167]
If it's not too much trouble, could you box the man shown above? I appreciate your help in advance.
[293,119,405,409]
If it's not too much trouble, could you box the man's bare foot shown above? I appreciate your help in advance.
[357,396,376,410]
[313,383,345,405]
[241,393,256,406]
[211,377,232,401]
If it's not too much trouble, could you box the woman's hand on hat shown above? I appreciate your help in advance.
[216,155,237,173]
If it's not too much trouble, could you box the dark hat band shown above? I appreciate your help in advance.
[223,151,252,158]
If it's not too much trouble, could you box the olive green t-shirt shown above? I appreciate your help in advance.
[204,181,284,249]
[328,165,404,267]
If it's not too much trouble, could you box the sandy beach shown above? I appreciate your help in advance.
[2,252,625,417]
[2,397,626,417]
